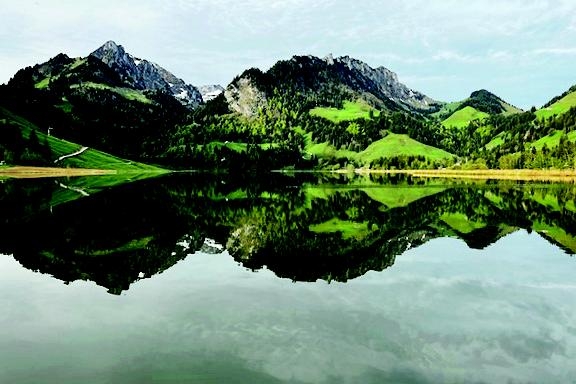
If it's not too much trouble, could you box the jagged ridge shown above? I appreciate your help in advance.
[223,54,440,118]
[90,41,203,107]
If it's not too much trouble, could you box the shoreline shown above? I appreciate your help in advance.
[349,169,576,182]
[0,166,117,179]
[2,166,576,182]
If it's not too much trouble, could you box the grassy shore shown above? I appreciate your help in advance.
[352,169,576,182]
[0,166,118,178]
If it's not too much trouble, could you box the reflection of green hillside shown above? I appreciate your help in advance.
[2,174,576,294]
[309,218,372,240]
[49,173,164,207]
[534,222,576,253]
[530,191,562,212]
[85,236,154,256]
[441,213,487,234]
[361,186,446,209]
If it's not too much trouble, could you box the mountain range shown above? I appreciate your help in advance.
[1,40,575,171]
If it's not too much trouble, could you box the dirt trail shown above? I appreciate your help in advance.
[54,146,89,163]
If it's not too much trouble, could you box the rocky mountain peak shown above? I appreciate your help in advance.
[333,55,435,110]
[199,85,224,102]
[89,41,202,108]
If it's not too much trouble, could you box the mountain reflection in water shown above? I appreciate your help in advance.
[0,173,574,294]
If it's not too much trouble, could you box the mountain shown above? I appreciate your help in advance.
[0,41,195,162]
[90,41,202,108]
[438,89,522,128]
[223,54,440,118]
[199,84,224,102]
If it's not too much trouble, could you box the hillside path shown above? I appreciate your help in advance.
[54,146,88,163]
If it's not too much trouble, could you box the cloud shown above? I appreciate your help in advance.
[530,47,576,56]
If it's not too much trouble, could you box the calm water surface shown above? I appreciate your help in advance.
[0,173,575,383]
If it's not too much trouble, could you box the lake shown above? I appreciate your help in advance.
[0,173,575,383]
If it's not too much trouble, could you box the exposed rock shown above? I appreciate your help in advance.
[331,55,437,111]
[90,41,203,108]
[224,77,267,118]
[199,84,224,102]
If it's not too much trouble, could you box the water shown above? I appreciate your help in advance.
[0,173,575,383]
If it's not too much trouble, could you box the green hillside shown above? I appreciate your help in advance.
[442,106,490,128]
[530,130,576,150]
[309,100,380,123]
[536,91,576,120]
[430,101,462,119]
[307,133,454,165]
[0,107,163,171]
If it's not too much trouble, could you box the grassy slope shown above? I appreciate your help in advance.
[431,101,462,119]
[307,133,454,164]
[442,106,490,128]
[34,58,151,104]
[536,91,576,120]
[309,100,380,123]
[0,107,162,171]
[485,132,505,150]
[502,102,523,115]
[530,130,576,150]
[70,82,152,104]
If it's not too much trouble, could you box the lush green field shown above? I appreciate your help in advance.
[485,132,505,150]
[530,130,576,150]
[442,106,490,128]
[536,91,576,119]
[307,133,453,165]
[309,100,380,123]
[360,134,453,162]
[70,82,152,104]
[1,107,162,171]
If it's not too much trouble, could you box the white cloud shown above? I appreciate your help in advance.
[530,47,576,56]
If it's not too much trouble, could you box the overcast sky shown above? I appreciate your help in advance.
[1,0,575,108]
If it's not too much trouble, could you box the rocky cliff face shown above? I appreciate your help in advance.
[199,84,224,102]
[224,77,267,118]
[90,41,202,108]
[223,54,439,118]
[330,55,437,111]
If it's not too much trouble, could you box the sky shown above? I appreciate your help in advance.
[1,0,575,109]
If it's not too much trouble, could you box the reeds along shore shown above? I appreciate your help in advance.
[351,169,576,182]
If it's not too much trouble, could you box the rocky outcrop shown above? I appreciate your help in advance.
[224,77,267,118]
[331,55,437,111]
[90,41,203,108]
[223,53,439,117]
[199,84,224,102]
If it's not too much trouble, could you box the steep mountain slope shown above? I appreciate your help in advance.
[91,41,202,107]
[223,54,441,117]
[0,41,195,162]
